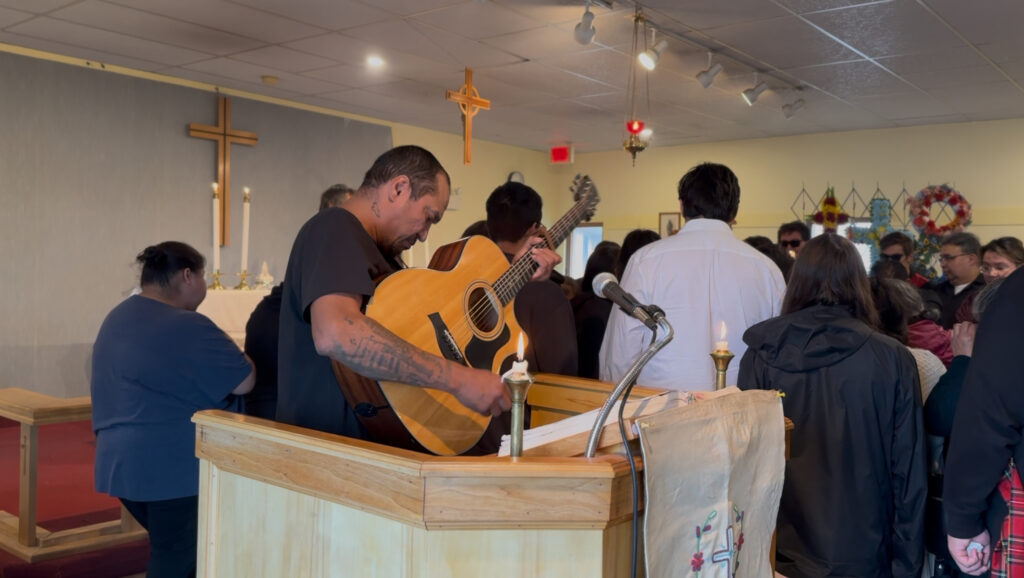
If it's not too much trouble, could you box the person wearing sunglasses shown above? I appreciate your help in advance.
[926,232,985,329]
[777,220,810,257]
[879,232,932,289]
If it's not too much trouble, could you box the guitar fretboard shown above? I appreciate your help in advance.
[493,197,592,306]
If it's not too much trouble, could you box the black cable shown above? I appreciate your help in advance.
[617,377,640,578]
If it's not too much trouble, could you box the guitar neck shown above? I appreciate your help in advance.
[493,198,590,306]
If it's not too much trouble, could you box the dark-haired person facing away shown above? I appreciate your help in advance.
[777,220,810,257]
[570,240,620,379]
[242,184,356,420]
[600,162,785,391]
[91,241,255,578]
[745,234,795,281]
[277,146,553,440]
[614,228,660,280]
[738,234,926,578]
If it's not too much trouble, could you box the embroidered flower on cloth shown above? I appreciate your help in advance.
[691,551,705,572]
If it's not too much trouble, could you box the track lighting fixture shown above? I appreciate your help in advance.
[574,2,596,45]
[696,53,722,89]
[638,39,668,71]
[782,98,805,119]
[741,81,768,106]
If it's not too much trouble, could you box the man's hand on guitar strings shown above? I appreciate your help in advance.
[449,365,511,417]
[518,236,561,282]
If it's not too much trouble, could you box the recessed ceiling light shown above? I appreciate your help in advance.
[366,55,385,69]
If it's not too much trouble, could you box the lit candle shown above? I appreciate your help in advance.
[240,187,251,273]
[714,321,729,352]
[510,332,528,376]
[211,182,220,272]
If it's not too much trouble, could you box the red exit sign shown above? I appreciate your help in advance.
[549,145,574,164]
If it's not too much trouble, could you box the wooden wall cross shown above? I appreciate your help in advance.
[445,68,490,165]
[188,96,258,246]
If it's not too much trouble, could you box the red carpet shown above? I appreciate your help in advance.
[0,418,148,577]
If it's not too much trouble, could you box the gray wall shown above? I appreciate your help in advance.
[0,51,392,397]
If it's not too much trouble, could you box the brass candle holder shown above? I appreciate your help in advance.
[233,270,251,290]
[710,349,734,391]
[503,370,533,458]
[208,270,224,290]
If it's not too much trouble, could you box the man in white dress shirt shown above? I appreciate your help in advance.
[599,162,786,391]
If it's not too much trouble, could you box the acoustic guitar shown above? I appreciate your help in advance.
[332,175,600,455]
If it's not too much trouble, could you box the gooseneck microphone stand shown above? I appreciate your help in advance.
[583,307,673,458]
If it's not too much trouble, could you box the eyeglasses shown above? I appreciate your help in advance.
[879,253,904,262]
[938,253,969,264]
[779,240,802,248]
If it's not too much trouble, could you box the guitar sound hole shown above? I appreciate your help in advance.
[466,287,500,333]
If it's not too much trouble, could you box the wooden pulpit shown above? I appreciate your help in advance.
[193,375,790,577]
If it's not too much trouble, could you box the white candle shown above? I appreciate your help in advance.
[240,187,251,273]
[211,182,220,272]
[714,321,728,352]
[510,332,529,375]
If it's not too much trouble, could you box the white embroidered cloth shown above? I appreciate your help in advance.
[638,389,786,578]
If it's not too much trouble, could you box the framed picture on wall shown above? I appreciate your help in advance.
[658,212,682,237]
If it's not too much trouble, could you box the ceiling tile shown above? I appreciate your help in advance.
[483,24,599,61]
[362,79,449,107]
[0,29,168,70]
[477,61,616,100]
[337,20,459,65]
[928,81,1024,117]
[848,92,956,119]
[538,47,630,89]
[492,0,610,26]
[104,0,326,44]
[805,1,961,59]
[285,33,375,66]
[892,114,969,128]
[166,66,303,99]
[230,0,391,31]
[51,1,262,56]
[876,45,991,75]
[231,45,338,73]
[0,0,76,13]
[407,21,524,68]
[301,63,397,88]
[708,16,860,70]
[0,5,31,27]
[183,57,345,94]
[901,65,1007,91]
[926,0,1024,47]
[466,73,558,107]
[7,16,210,65]
[349,0,468,18]
[785,60,914,98]
[411,2,543,40]
[772,0,861,14]
[585,10,638,50]
[648,0,790,31]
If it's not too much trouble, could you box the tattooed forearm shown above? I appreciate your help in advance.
[329,314,450,389]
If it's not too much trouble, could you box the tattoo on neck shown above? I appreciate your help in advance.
[371,201,381,218]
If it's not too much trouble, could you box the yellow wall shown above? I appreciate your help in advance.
[560,119,1024,245]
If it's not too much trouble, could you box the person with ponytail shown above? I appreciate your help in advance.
[91,241,254,578]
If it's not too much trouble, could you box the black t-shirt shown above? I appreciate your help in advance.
[243,283,282,420]
[276,208,397,436]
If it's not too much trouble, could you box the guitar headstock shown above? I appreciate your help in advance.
[571,174,600,222]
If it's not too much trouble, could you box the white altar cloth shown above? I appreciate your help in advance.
[197,289,270,346]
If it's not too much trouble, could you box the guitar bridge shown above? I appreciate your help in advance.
[428,313,466,365]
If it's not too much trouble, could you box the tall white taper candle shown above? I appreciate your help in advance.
[211,182,220,272]
[241,187,251,273]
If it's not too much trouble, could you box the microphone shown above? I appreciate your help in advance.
[592,272,658,329]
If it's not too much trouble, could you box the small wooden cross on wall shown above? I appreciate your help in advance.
[188,96,258,246]
[446,68,490,165]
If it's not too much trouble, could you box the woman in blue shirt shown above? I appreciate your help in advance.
[92,241,253,578]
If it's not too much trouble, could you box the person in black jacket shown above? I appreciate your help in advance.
[943,268,1024,575]
[738,233,927,578]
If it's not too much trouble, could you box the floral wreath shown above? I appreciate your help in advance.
[907,184,972,239]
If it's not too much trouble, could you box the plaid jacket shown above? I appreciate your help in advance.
[993,460,1024,577]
